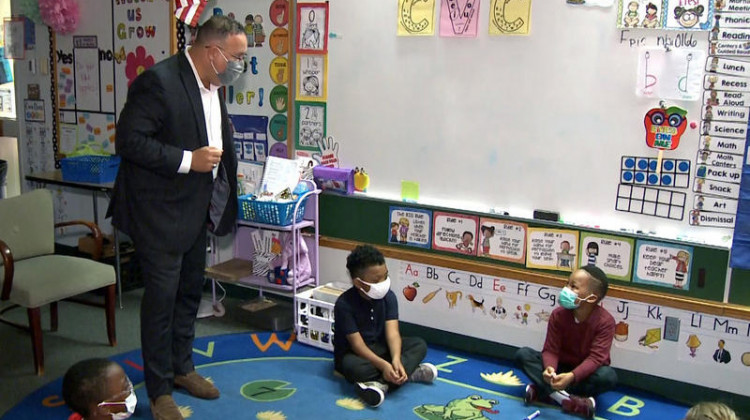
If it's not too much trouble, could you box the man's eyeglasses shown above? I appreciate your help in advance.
[209,45,248,73]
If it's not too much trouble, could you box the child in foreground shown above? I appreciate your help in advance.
[62,358,137,420]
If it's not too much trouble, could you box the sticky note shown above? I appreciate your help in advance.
[401,180,419,202]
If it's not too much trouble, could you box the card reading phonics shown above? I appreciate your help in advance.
[478,218,527,263]
[526,228,580,272]
[432,212,479,255]
[579,233,635,281]
[389,207,432,248]
[633,240,693,289]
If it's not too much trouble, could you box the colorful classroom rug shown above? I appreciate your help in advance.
[2,332,689,420]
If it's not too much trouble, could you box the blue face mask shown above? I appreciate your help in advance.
[559,286,595,309]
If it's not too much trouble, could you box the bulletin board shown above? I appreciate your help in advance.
[52,0,172,157]
[324,0,736,248]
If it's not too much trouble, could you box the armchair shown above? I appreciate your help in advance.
[0,189,116,375]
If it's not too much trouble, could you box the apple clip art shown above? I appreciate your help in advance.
[644,104,688,151]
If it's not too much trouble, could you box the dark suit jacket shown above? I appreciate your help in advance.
[107,52,237,254]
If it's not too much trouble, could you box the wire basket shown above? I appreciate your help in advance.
[60,155,121,183]
[238,194,308,226]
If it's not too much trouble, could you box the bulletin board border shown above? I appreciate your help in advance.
[319,193,738,305]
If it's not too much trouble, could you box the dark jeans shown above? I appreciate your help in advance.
[137,229,207,399]
[335,336,427,386]
[514,346,618,397]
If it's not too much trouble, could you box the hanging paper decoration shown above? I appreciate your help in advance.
[39,0,80,35]
[17,0,44,25]
[644,102,687,173]
[175,0,208,28]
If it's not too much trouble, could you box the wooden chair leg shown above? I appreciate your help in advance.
[105,284,117,347]
[27,307,44,376]
[50,302,58,332]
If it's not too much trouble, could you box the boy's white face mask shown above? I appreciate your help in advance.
[359,277,391,300]
[98,391,137,419]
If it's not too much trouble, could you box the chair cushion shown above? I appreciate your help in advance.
[0,189,55,260]
[0,255,115,308]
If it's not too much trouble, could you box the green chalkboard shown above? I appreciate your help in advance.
[319,194,730,303]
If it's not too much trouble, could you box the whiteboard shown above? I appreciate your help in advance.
[325,1,733,246]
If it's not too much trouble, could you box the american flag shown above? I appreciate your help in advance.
[174,0,207,27]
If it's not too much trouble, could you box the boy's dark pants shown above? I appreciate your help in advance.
[335,337,427,385]
[515,347,618,397]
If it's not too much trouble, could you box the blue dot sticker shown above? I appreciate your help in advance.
[678,161,690,172]
[662,174,673,185]
[648,174,659,184]
[638,159,649,170]
[623,171,634,182]
[624,158,636,168]
[649,160,658,171]
[635,172,646,182]
[663,160,674,171]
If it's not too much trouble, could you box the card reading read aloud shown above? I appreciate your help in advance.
[579,233,635,281]
[432,212,478,255]
[478,217,527,264]
[633,240,693,289]
[526,228,579,271]
[389,207,432,248]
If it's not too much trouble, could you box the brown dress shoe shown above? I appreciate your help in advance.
[151,395,184,420]
[174,371,220,399]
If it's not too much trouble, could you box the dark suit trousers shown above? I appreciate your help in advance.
[515,346,618,398]
[136,229,207,399]
[335,336,427,387]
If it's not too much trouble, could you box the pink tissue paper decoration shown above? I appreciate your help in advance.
[39,0,80,35]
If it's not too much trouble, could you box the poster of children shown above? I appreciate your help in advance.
[525,228,579,272]
[578,233,635,281]
[432,212,479,255]
[388,207,432,248]
[633,240,693,289]
[477,218,527,264]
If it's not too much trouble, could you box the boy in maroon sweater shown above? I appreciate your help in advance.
[515,265,617,419]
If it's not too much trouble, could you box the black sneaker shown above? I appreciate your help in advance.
[524,384,538,406]
[355,381,388,407]
[562,395,596,419]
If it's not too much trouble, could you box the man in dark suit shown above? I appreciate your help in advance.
[713,339,731,364]
[107,15,246,420]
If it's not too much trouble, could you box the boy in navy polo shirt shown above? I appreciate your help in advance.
[333,244,437,407]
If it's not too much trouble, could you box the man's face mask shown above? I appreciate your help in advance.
[211,46,245,86]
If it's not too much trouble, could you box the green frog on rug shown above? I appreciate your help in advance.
[414,395,500,420]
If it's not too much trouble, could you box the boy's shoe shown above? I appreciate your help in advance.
[524,384,538,406]
[562,395,596,419]
[356,381,388,407]
[409,363,438,383]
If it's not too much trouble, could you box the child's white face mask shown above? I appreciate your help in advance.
[98,391,137,419]
[359,277,391,300]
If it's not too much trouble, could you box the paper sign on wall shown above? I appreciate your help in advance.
[389,207,432,248]
[432,212,479,255]
[579,233,635,281]
[488,0,531,35]
[525,228,579,271]
[439,0,481,37]
[398,0,436,35]
[633,240,693,289]
[637,48,706,101]
[478,218,527,264]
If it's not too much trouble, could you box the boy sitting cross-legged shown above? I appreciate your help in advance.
[333,244,437,407]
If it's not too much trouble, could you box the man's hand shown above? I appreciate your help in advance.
[550,372,575,391]
[191,146,223,173]
[542,366,556,385]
